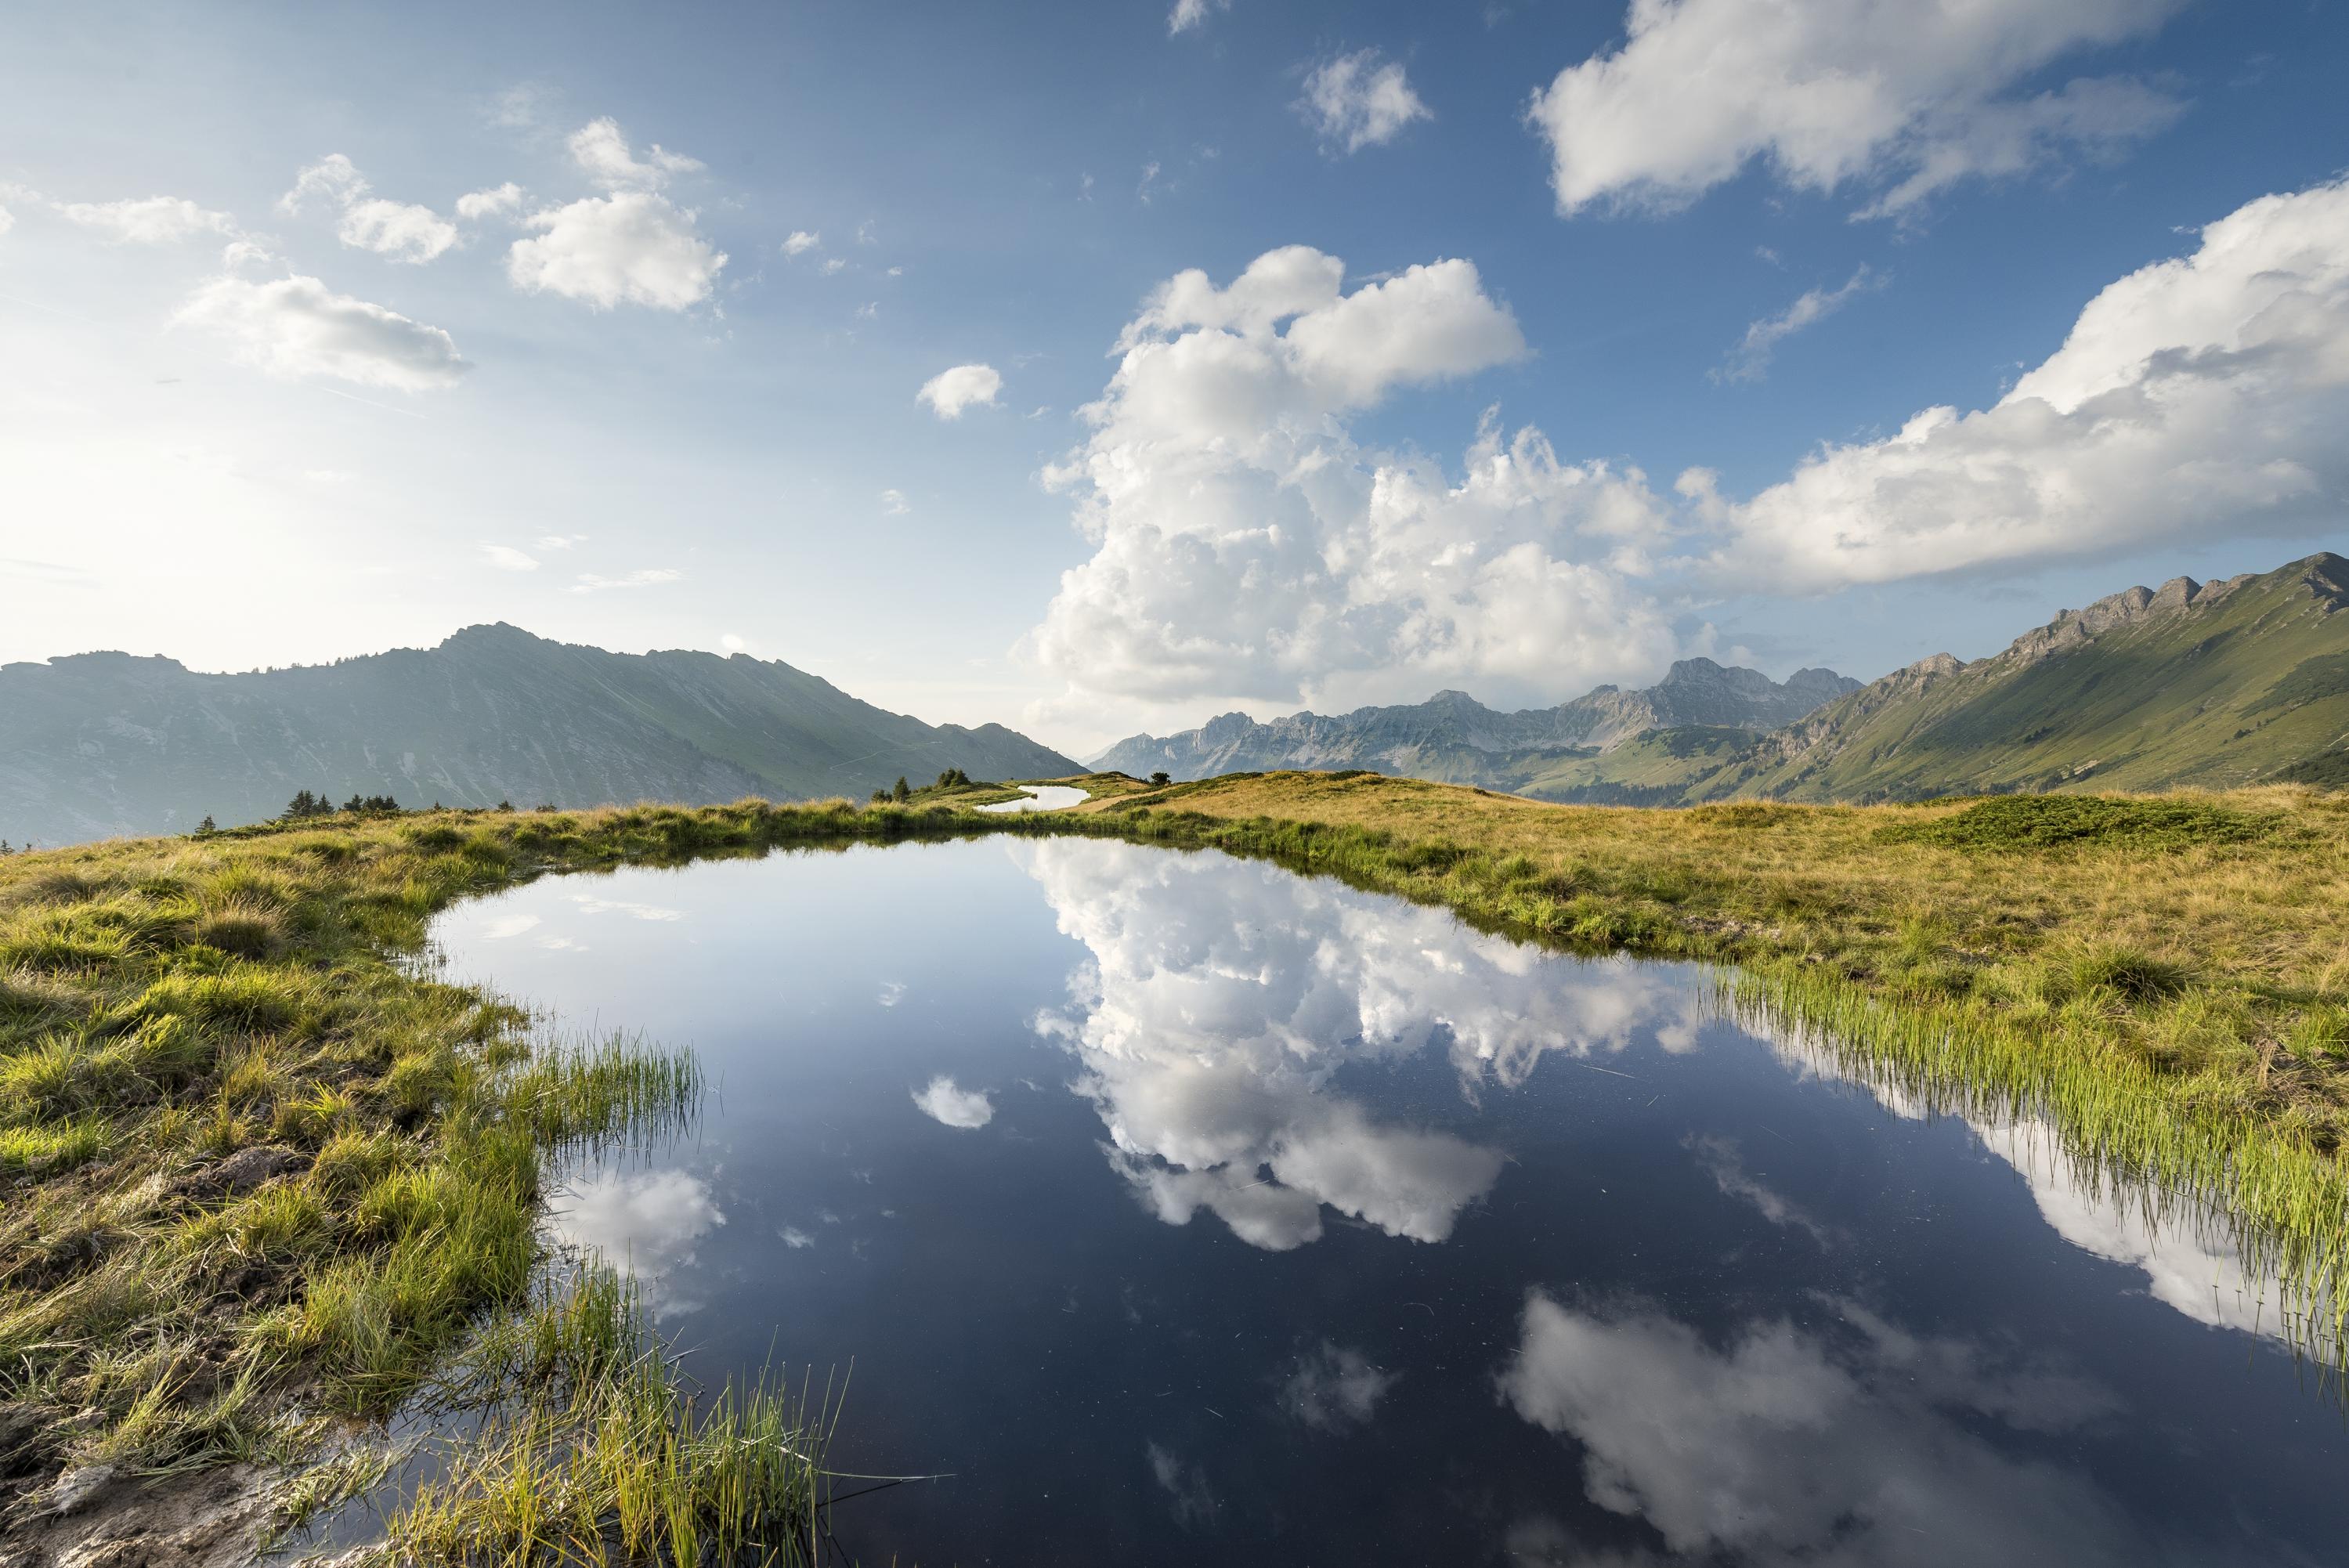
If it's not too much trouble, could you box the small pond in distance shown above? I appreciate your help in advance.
[975,785,1091,813]
[414,836,2342,1566]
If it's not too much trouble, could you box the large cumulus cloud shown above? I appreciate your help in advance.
[1693,175,2349,590]
[1021,247,1678,728]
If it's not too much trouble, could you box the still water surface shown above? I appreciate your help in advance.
[422,837,2343,1565]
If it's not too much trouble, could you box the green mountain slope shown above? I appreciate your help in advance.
[0,623,1079,845]
[1718,551,2349,801]
[1512,551,2349,806]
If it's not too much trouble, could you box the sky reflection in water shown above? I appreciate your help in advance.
[429,838,2347,1566]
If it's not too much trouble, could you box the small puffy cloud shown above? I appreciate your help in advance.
[569,568,684,593]
[912,1075,994,1129]
[482,544,540,571]
[456,182,526,221]
[174,274,469,392]
[1298,49,1433,155]
[60,196,236,245]
[819,257,846,276]
[917,362,1004,420]
[880,489,910,515]
[1715,264,1884,383]
[1168,0,1230,35]
[280,155,457,262]
[279,155,368,213]
[1527,0,2187,219]
[1699,175,2349,588]
[781,229,820,256]
[569,116,703,191]
[508,191,725,310]
[338,198,457,263]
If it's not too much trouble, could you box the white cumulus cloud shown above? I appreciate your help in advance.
[337,197,457,263]
[280,156,458,262]
[912,1075,995,1129]
[1021,245,1679,725]
[1298,49,1433,155]
[60,196,236,245]
[782,229,821,257]
[456,182,526,221]
[508,191,725,310]
[1527,0,2188,219]
[569,116,703,191]
[173,274,469,392]
[916,363,1003,419]
[1697,175,2349,589]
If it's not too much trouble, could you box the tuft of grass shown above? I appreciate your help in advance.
[1881,793,2270,853]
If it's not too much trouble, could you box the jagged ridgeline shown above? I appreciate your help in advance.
[0,624,1079,845]
[1093,551,2349,804]
[1092,660,1861,785]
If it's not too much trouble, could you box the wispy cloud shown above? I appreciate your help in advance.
[569,568,684,593]
[1715,265,1884,384]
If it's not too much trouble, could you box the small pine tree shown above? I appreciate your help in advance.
[1151,771,1171,786]
[892,776,911,803]
[198,815,217,833]
[870,788,889,804]
[496,799,512,812]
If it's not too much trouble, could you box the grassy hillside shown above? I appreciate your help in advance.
[3,775,2346,1550]
[1491,552,2349,807]
[1726,553,2349,800]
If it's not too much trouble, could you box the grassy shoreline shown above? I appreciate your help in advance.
[2,775,2344,1551]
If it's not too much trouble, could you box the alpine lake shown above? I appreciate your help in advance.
[313,833,2347,1565]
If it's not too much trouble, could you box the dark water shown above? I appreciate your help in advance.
[414,836,2340,1566]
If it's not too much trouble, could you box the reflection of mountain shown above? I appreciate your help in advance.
[1499,1294,2146,1567]
[1760,1023,2317,1349]
[1013,838,1699,1250]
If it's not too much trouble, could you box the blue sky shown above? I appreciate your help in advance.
[3,0,2345,753]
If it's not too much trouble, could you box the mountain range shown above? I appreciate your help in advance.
[6,552,2343,847]
[1093,660,1860,783]
[0,623,1079,846]
[1109,551,2347,806]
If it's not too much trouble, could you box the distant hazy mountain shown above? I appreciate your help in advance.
[0,623,1079,845]
[1532,551,2349,805]
[1090,659,1858,783]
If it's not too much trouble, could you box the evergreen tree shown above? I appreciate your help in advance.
[198,815,217,833]
[1151,771,1171,786]
[870,788,889,804]
[892,776,911,803]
